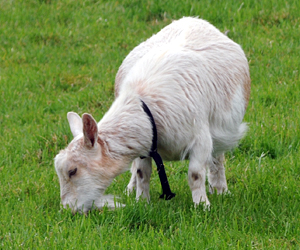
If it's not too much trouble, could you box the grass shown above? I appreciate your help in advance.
[0,0,299,248]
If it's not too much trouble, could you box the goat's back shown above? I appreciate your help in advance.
[114,17,250,159]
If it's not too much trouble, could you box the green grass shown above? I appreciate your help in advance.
[1,0,299,248]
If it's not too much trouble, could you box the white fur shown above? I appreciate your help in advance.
[54,17,250,213]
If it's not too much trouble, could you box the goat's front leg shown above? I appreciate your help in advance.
[126,159,138,195]
[126,157,152,202]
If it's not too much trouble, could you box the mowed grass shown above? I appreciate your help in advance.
[0,0,299,248]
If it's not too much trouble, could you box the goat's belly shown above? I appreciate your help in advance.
[156,127,196,161]
[157,145,189,161]
[158,150,182,161]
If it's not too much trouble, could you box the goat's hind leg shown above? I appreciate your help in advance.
[188,132,213,207]
[208,153,228,194]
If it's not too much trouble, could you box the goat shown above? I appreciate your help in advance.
[54,17,250,213]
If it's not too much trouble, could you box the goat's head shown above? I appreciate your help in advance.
[54,112,122,214]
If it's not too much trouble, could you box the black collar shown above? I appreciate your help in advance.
[140,100,175,200]
[140,100,158,157]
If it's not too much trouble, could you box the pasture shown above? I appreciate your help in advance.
[0,0,299,248]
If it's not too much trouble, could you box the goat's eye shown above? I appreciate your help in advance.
[68,168,77,178]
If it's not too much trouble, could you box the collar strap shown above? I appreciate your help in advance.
[141,100,158,156]
[141,100,175,200]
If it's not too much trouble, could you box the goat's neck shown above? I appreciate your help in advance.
[98,95,153,163]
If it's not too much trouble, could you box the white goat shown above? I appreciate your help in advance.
[54,17,250,213]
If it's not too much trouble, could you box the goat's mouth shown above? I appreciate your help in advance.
[63,195,125,214]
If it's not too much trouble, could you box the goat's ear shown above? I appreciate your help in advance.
[82,113,98,148]
[67,112,83,138]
